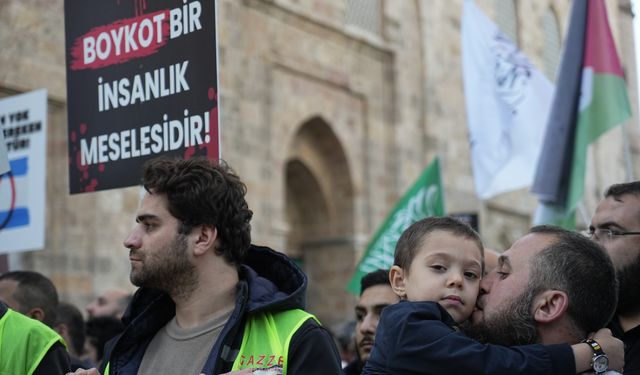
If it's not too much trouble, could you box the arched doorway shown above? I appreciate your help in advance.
[285,116,355,326]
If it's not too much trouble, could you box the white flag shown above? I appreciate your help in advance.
[462,0,553,199]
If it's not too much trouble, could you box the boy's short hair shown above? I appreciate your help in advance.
[394,216,484,272]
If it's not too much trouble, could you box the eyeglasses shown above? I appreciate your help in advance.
[586,228,640,240]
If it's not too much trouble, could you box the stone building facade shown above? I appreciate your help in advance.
[0,0,638,327]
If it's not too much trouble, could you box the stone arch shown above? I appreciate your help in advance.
[284,115,355,325]
[285,159,330,252]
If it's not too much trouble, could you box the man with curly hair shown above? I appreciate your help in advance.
[75,157,340,375]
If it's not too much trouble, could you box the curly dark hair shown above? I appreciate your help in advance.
[142,157,253,265]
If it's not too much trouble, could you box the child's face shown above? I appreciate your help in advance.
[396,231,482,323]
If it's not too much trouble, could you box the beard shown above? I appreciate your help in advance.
[130,233,197,299]
[463,288,540,346]
[616,253,640,315]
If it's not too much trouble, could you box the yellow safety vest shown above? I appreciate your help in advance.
[231,309,317,374]
[0,308,66,375]
[104,309,316,375]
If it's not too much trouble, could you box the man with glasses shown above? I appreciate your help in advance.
[590,181,640,375]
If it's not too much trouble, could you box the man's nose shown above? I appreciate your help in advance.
[359,313,377,334]
[479,270,495,295]
[123,230,141,250]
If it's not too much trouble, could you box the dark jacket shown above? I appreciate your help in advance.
[609,317,640,375]
[342,359,363,375]
[101,245,341,374]
[363,300,575,375]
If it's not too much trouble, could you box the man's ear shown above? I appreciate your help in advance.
[389,266,407,299]
[532,289,569,323]
[193,225,217,256]
[26,307,46,323]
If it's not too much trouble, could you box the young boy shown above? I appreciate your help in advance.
[362,217,620,375]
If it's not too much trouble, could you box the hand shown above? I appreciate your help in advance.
[592,328,624,372]
[219,369,255,375]
[65,368,100,375]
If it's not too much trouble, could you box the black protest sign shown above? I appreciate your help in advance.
[64,0,219,193]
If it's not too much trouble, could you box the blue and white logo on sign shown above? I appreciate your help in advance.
[0,157,30,230]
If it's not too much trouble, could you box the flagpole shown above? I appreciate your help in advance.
[578,201,591,228]
[622,122,635,180]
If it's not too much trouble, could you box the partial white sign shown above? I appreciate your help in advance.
[0,89,47,254]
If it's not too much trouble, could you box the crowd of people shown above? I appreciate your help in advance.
[0,269,130,373]
[0,157,637,375]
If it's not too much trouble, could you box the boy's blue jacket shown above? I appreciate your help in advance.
[363,300,575,375]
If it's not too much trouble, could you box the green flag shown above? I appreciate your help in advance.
[347,157,445,294]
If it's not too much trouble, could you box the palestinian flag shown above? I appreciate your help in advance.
[532,0,631,228]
